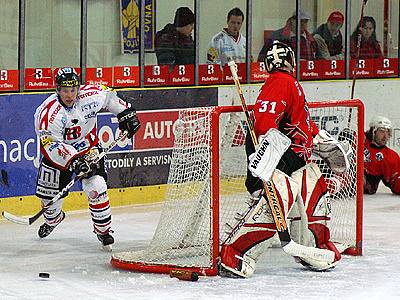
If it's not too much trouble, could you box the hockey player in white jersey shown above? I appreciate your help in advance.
[207,7,246,67]
[33,67,140,249]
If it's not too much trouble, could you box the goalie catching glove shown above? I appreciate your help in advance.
[313,130,352,174]
[117,107,141,139]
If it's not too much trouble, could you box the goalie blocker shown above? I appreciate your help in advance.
[220,128,344,278]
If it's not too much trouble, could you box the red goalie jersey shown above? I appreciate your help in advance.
[252,71,318,162]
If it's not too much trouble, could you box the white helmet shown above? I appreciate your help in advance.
[369,116,392,136]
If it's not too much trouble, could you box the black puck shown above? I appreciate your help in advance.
[39,272,50,278]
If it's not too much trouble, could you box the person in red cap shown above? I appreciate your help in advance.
[313,11,344,60]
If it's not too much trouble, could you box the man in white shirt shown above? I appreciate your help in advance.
[207,7,246,67]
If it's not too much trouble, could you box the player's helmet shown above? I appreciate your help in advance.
[265,41,296,73]
[55,67,79,90]
[369,116,392,137]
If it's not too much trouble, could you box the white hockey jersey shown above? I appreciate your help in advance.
[34,85,129,169]
[207,29,246,67]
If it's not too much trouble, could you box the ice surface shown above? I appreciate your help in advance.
[1,187,400,300]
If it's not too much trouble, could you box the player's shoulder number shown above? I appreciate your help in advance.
[258,100,277,114]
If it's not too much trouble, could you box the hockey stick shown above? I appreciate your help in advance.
[344,0,368,137]
[348,0,368,129]
[227,61,336,266]
[350,0,368,100]
[2,131,129,225]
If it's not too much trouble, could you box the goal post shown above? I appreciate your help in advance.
[111,99,364,276]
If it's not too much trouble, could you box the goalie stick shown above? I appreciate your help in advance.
[2,131,129,226]
[227,60,336,267]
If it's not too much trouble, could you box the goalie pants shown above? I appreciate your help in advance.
[222,163,341,270]
[35,156,112,235]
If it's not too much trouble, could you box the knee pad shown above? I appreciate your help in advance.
[82,175,107,204]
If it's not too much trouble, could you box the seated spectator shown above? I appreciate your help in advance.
[364,116,400,195]
[207,7,246,67]
[313,11,344,60]
[155,7,195,67]
[350,16,383,59]
[257,10,318,62]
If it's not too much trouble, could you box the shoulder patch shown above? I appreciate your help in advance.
[40,135,53,148]
[100,84,112,91]
[207,47,219,62]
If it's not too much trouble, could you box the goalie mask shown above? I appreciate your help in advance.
[265,41,296,73]
[55,67,79,90]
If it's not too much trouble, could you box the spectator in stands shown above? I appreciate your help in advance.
[257,10,318,62]
[313,11,344,60]
[207,7,246,67]
[350,16,383,59]
[364,116,400,195]
[155,7,195,67]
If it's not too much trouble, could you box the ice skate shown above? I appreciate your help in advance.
[97,232,114,252]
[38,211,65,238]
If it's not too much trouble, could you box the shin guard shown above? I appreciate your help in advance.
[82,175,112,235]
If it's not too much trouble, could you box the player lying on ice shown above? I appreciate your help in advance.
[364,116,400,195]
[219,41,352,277]
[33,67,140,250]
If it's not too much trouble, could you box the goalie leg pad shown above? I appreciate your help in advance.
[225,169,298,246]
[220,244,256,278]
[290,163,342,264]
[271,169,299,217]
[82,175,112,235]
[308,223,341,262]
[223,169,299,262]
[220,228,277,278]
[290,163,330,219]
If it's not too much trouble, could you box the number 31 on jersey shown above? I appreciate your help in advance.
[258,101,277,114]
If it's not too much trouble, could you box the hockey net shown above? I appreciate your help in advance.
[112,100,364,276]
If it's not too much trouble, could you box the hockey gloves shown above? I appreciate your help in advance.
[117,107,141,139]
[313,130,352,174]
[71,156,96,178]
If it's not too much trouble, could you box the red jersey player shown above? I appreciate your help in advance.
[364,116,400,195]
[220,41,348,278]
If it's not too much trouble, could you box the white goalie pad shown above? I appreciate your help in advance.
[248,128,291,182]
[313,130,352,174]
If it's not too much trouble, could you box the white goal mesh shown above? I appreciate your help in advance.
[112,101,364,275]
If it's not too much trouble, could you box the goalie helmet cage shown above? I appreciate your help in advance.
[111,99,364,276]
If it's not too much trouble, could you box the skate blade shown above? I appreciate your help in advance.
[102,244,113,252]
